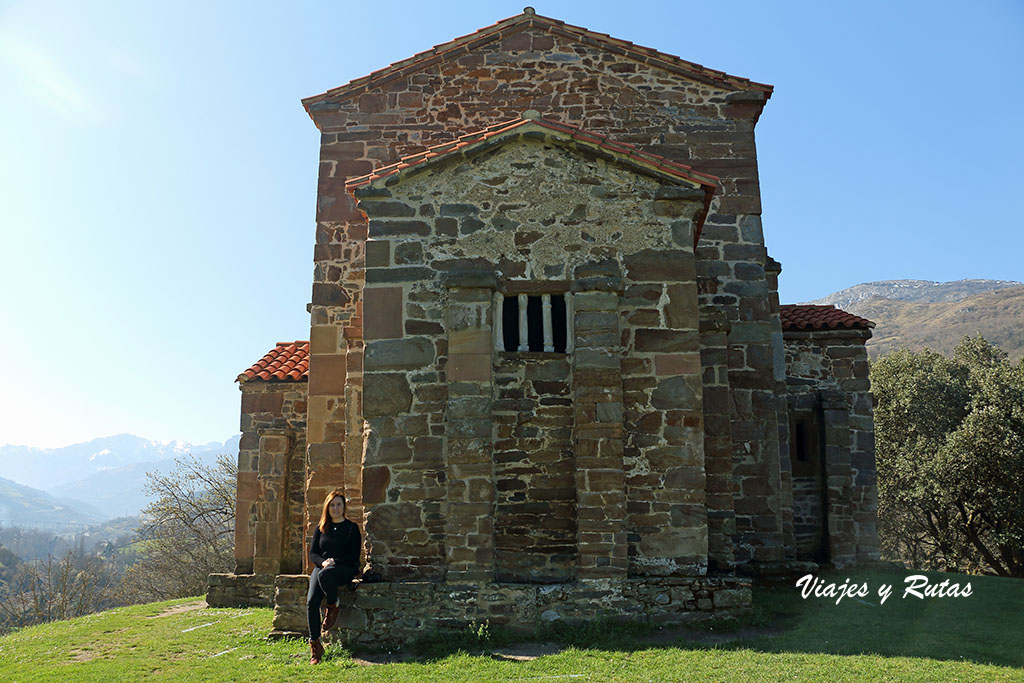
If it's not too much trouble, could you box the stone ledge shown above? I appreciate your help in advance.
[206,573,276,608]
[269,574,752,645]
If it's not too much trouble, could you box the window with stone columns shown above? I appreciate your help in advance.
[494,292,573,353]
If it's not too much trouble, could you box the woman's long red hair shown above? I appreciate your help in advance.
[318,489,346,534]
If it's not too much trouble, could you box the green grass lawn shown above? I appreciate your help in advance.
[1,565,1021,681]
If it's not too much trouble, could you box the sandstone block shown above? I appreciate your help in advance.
[655,353,701,376]
[448,354,491,382]
[664,284,698,329]
[449,328,491,355]
[308,354,346,397]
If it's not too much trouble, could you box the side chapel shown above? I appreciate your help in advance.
[208,9,879,643]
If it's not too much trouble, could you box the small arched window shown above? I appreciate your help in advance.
[494,292,573,353]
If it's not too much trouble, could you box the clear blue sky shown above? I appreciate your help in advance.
[1,0,1021,448]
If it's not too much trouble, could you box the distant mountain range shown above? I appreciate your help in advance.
[806,279,1024,361]
[0,434,239,525]
[0,476,107,530]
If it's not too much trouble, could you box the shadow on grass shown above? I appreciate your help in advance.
[363,566,1022,670]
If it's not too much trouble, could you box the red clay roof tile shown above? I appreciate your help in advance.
[302,10,772,114]
[237,341,309,383]
[780,305,874,331]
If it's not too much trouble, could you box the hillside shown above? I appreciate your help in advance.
[809,278,1022,309]
[0,567,1021,680]
[0,477,107,530]
[806,280,1024,361]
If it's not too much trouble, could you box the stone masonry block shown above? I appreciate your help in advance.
[362,466,390,504]
[449,354,491,382]
[624,249,695,282]
[651,376,701,410]
[241,391,284,416]
[365,240,390,268]
[635,329,699,353]
[308,354,346,397]
[310,325,339,354]
[365,337,434,370]
[363,373,413,416]
[363,287,403,340]
[655,353,701,376]
[449,328,490,355]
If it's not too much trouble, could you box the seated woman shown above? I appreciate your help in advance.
[306,489,360,664]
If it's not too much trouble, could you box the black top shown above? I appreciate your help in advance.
[308,518,361,570]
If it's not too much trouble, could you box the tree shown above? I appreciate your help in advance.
[872,336,1024,577]
[122,453,236,601]
[0,550,122,634]
[0,543,20,585]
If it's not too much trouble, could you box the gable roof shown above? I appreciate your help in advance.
[348,114,718,242]
[237,341,309,383]
[303,8,773,114]
[780,305,874,331]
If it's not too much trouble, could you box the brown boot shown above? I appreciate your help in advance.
[321,603,341,632]
[309,638,324,664]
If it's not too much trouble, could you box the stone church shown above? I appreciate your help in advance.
[208,9,878,644]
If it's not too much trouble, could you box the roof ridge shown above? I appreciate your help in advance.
[302,10,772,113]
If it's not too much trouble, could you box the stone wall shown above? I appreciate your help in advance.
[270,574,752,645]
[791,474,825,560]
[212,378,308,608]
[783,329,879,565]
[492,353,576,583]
[303,20,780,579]
[355,134,708,581]
[235,379,309,576]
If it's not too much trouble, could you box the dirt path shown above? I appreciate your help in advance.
[146,600,207,619]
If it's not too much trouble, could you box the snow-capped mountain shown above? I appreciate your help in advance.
[0,435,240,522]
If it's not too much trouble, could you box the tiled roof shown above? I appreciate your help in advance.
[780,305,874,331]
[346,115,719,191]
[302,9,773,112]
[237,341,309,383]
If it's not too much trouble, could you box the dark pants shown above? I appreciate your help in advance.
[306,565,356,640]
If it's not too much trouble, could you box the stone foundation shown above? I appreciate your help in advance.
[270,574,751,645]
[206,573,276,608]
